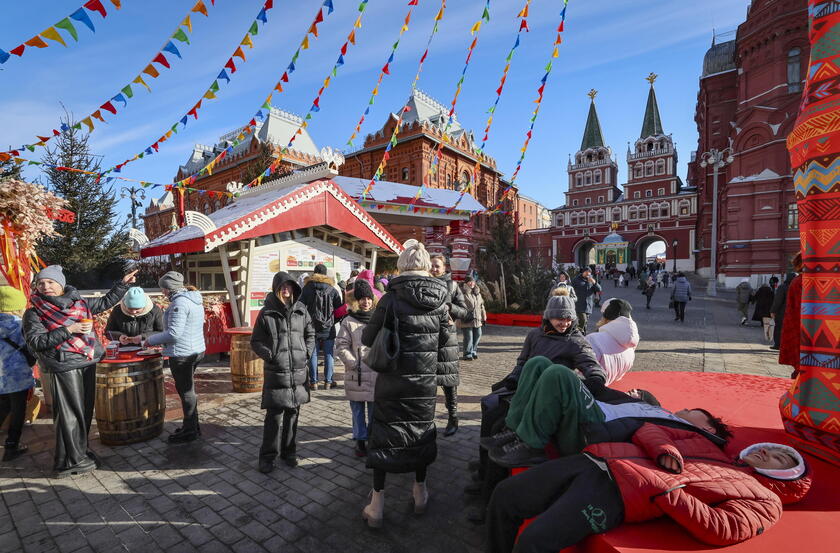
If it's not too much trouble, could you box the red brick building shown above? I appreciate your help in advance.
[339,89,516,246]
[142,108,321,240]
[522,82,698,271]
[688,0,809,287]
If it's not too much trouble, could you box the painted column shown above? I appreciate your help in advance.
[780,0,840,467]
[448,220,473,281]
[423,226,447,257]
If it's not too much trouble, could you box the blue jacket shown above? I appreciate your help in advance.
[147,290,206,358]
[671,277,692,303]
[0,314,34,394]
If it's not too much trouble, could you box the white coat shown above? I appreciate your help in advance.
[585,316,639,385]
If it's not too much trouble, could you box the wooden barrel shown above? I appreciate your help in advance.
[228,330,263,393]
[95,356,165,445]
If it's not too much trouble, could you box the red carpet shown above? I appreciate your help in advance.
[544,371,839,553]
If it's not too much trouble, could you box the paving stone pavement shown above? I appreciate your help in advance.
[0,276,794,553]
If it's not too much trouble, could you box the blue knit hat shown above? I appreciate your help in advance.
[123,287,147,309]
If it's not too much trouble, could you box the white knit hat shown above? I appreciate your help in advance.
[738,442,806,480]
[397,239,431,272]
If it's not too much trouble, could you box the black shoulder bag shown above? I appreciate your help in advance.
[364,303,400,373]
[2,336,37,367]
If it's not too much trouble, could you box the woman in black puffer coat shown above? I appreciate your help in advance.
[360,240,457,528]
[250,272,314,474]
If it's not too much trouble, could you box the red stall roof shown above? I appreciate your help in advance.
[140,178,403,258]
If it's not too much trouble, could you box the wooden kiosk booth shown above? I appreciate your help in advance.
[138,153,403,392]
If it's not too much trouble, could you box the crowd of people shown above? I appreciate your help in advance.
[0,245,813,552]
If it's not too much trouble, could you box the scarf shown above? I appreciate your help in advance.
[30,292,96,360]
[350,309,373,324]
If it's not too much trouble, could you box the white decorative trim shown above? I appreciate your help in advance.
[319,147,345,171]
[236,163,338,199]
[128,228,149,248]
[184,211,217,233]
[203,181,402,255]
[226,181,245,195]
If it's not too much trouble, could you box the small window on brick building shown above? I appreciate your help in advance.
[572,199,579,206]
[656,159,665,175]
[679,200,690,215]
[787,203,799,229]
[576,174,583,187]
[594,170,601,184]
[585,198,591,205]
[788,48,801,93]
[585,172,592,185]
[645,190,653,198]
[633,191,641,199]
[645,162,654,176]
[402,167,409,181]
[658,188,665,196]
[597,196,604,203]
[634,164,643,179]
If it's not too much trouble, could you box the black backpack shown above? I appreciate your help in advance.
[310,286,335,332]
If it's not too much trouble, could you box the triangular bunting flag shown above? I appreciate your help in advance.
[121,84,133,98]
[172,28,190,44]
[309,23,319,37]
[24,36,49,49]
[153,52,170,68]
[133,75,150,91]
[70,8,96,33]
[10,45,25,57]
[315,9,324,24]
[100,101,117,114]
[301,35,310,50]
[249,21,259,35]
[233,46,246,61]
[323,0,334,14]
[192,0,208,17]
[217,69,230,83]
[41,27,67,47]
[80,117,94,132]
[241,34,254,48]
[209,80,220,92]
[225,58,236,73]
[91,110,105,122]
[348,29,356,44]
[256,8,268,23]
[55,18,78,41]
[163,41,182,58]
[204,90,216,100]
[181,15,193,32]
[142,64,160,78]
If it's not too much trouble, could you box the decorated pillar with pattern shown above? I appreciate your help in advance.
[781,0,840,466]
[424,226,447,257]
[448,220,473,281]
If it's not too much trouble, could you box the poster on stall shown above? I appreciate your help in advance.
[246,237,362,325]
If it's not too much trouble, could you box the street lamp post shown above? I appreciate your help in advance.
[699,146,734,297]
[672,239,678,273]
[120,186,147,230]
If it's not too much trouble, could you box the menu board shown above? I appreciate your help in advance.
[245,238,361,325]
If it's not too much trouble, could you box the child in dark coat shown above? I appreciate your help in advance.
[251,272,314,474]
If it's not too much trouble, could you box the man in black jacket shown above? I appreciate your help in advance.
[571,267,601,335]
[298,264,343,390]
[769,272,796,351]
[430,254,469,436]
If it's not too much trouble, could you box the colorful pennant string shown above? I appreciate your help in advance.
[484,0,569,215]
[447,0,531,214]
[241,0,372,190]
[0,0,123,66]
[360,0,447,201]
[163,0,336,191]
[2,0,217,157]
[408,0,491,207]
[102,0,274,176]
[346,0,421,149]
[0,155,234,198]
[358,200,471,216]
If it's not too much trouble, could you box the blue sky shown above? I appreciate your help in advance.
[1,0,752,224]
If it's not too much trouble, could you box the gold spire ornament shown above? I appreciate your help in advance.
[587,88,598,101]
[646,72,658,85]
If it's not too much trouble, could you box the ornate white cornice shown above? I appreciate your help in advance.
[184,211,217,233]
[236,162,338,199]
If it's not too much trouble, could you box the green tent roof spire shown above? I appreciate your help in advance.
[580,89,605,151]
[640,72,664,138]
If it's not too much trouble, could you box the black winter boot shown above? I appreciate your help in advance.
[443,386,459,437]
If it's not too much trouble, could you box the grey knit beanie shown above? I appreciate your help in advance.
[35,265,66,288]
[544,295,576,321]
[158,271,185,291]
[397,239,431,273]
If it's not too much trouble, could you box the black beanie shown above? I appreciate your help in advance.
[602,298,632,320]
[314,263,328,275]
[354,279,375,301]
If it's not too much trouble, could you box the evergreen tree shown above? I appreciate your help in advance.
[0,157,22,181]
[37,119,128,288]
[240,141,277,185]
